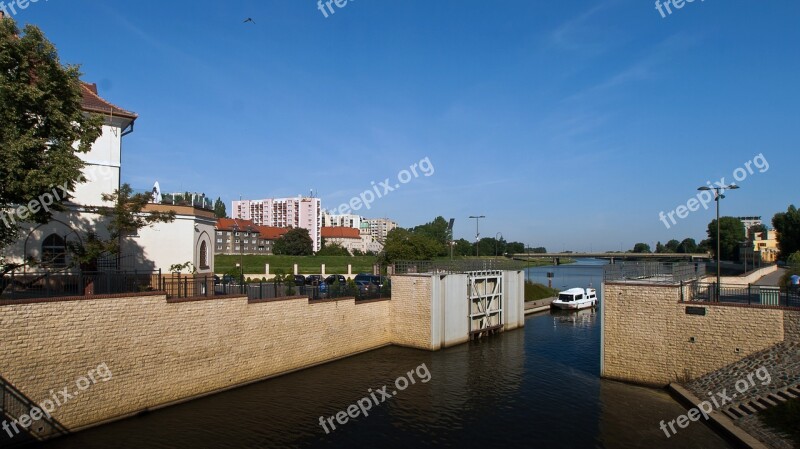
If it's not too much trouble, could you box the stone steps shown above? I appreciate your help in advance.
[722,384,800,419]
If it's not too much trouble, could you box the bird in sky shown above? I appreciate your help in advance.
[243,18,255,24]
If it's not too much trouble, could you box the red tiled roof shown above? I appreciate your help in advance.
[258,226,289,240]
[216,219,289,241]
[80,82,138,120]
[216,218,257,232]
[322,227,360,239]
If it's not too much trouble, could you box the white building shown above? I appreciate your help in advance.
[5,83,214,275]
[364,218,398,243]
[322,227,383,255]
[233,197,322,252]
[322,212,362,229]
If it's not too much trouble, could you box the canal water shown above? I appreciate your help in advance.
[40,261,731,448]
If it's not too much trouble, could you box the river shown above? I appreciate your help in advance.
[40,260,731,448]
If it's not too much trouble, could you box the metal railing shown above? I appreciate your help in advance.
[1,375,69,444]
[603,262,706,284]
[393,259,526,275]
[0,270,162,301]
[164,277,391,301]
[688,283,800,307]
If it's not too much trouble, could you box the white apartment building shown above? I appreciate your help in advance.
[322,212,362,229]
[233,197,322,252]
[364,218,398,243]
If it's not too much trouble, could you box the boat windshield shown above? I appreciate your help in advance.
[558,294,574,302]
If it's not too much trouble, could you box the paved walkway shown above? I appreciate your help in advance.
[754,268,787,286]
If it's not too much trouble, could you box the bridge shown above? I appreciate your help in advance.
[510,252,712,265]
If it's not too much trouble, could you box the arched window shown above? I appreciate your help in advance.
[42,234,67,268]
[199,241,209,269]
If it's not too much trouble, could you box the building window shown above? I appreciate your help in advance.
[217,231,222,236]
[42,234,67,268]
[217,238,222,243]
[199,241,209,269]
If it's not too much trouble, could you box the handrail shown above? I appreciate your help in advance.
[0,374,69,442]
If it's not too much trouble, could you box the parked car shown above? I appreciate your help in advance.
[324,275,346,285]
[305,275,323,286]
[214,274,236,285]
[293,275,306,286]
[353,274,386,290]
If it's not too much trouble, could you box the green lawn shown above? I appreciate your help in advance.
[524,281,559,302]
[215,255,377,275]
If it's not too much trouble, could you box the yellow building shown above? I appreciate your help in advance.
[741,230,779,264]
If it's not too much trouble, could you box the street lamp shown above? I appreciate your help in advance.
[469,215,485,257]
[698,184,740,297]
[495,232,503,258]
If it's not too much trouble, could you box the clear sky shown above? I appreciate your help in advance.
[12,0,800,251]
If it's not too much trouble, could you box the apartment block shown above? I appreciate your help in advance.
[232,197,322,252]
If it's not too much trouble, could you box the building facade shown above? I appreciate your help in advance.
[741,229,780,264]
[321,227,383,255]
[322,213,362,229]
[364,218,398,243]
[215,218,288,256]
[232,197,322,252]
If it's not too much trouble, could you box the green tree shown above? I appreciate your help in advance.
[677,238,698,254]
[707,217,746,261]
[382,228,441,262]
[506,242,526,254]
[213,197,227,218]
[0,19,103,262]
[632,243,652,253]
[273,228,313,256]
[409,216,449,256]
[453,238,473,257]
[664,239,681,253]
[69,184,175,269]
[317,241,351,256]
[772,205,800,260]
[655,242,665,253]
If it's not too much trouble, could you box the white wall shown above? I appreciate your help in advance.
[128,213,215,274]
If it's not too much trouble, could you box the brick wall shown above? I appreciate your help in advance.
[0,295,391,431]
[785,310,800,342]
[603,282,787,386]
[390,275,433,350]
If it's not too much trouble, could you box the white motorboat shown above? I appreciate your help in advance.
[551,287,598,310]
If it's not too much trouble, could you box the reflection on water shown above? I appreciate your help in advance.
[41,262,731,449]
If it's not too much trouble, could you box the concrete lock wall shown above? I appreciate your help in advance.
[602,282,793,387]
[0,270,525,433]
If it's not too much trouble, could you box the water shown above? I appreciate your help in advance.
[40,261,731,449]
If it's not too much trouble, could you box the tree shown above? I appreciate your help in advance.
[698,239,712,254]
[772,205,800,260]
[1,19,102,258]
[632,243,652,253]
[316,241,350,256]
[655,242,665,253]
[506,242,526,254]
[748,223,769,241]
[69,184,175,269]
[664,240,680,253]
[381,228,441,262]
[707,217,745,261]
[273,228,313,256]
[453,238,473,257]
[409,216,449,256]
[677,238,698,254]
[213,197,227,219]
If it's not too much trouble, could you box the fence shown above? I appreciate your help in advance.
[393,259,526,275]
[0,270,161,301]
[0,374,69,444]
[164,276,391,301]
[603,262,706,284]
[688,283,800,308]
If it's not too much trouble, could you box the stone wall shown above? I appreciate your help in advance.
[390,275,434,350]
[0,294,391,431]
[602,282,788,386]
[785,310,800,342]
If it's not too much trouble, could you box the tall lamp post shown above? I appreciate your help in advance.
[469,215,485,257]
[698,184,739,297]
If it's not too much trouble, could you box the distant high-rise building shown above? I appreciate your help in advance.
[364,218,398,243]
[232,197,322,252]
[322,212,362,230]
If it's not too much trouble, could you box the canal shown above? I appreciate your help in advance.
[40,261,732,448]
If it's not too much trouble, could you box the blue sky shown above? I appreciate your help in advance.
[13,0,800,251]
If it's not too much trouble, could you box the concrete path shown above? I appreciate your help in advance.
[754,268,787,287]
[524,297,555,314]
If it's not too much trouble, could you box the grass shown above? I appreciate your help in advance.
[215,255,376,275]
[215,254,570,276]
[759,398,800,447]
[524,281,559,302]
